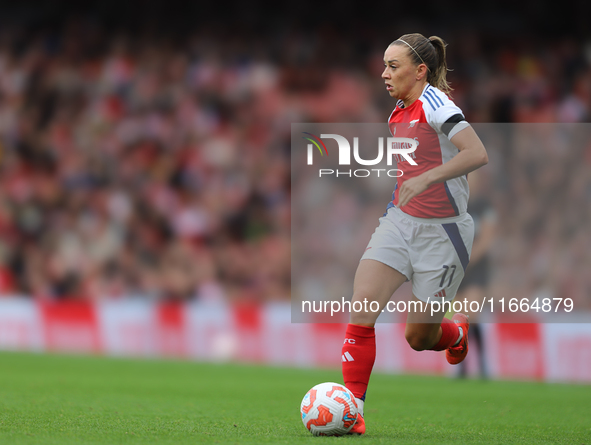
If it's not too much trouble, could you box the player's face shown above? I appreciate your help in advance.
[382,44,420,100]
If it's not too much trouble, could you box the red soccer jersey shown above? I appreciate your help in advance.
[387,84,470,218]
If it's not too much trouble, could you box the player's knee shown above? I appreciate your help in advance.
[405,331,431,351]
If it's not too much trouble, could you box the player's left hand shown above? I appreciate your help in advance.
[398,174,430,207]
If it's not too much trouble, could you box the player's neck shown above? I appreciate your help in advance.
[402,82,427,108]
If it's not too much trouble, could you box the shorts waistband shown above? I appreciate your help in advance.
[391,206,468,224]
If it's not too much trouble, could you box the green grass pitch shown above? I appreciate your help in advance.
[0,352,590,444]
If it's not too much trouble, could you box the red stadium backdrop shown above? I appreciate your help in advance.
[0,298,590,383]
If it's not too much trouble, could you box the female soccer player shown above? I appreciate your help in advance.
[342,33,488,435]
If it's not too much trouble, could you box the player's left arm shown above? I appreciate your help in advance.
[398,126,488,207]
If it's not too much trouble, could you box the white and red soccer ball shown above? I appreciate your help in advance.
[300,382,358,436]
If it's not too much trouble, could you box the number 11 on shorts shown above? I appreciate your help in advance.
[439,264,456,288]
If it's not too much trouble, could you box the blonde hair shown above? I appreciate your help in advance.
[391,33,452,97]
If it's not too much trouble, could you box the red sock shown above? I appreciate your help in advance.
[430,318,460,351]
[342,324,376,400]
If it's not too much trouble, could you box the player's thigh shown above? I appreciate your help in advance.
[411,217,474,306]
[406,247,465,345]
[350,259,408,324]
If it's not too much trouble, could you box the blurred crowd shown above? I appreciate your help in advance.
[0,15,589,303]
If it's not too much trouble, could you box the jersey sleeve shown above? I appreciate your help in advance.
[425,89,470,139]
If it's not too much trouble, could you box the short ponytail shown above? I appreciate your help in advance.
[427,36,452,97]
[390,33,453,97]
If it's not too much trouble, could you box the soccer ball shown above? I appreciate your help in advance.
[300,382,358,436]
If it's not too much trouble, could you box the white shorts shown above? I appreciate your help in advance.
[361,206,474,303]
